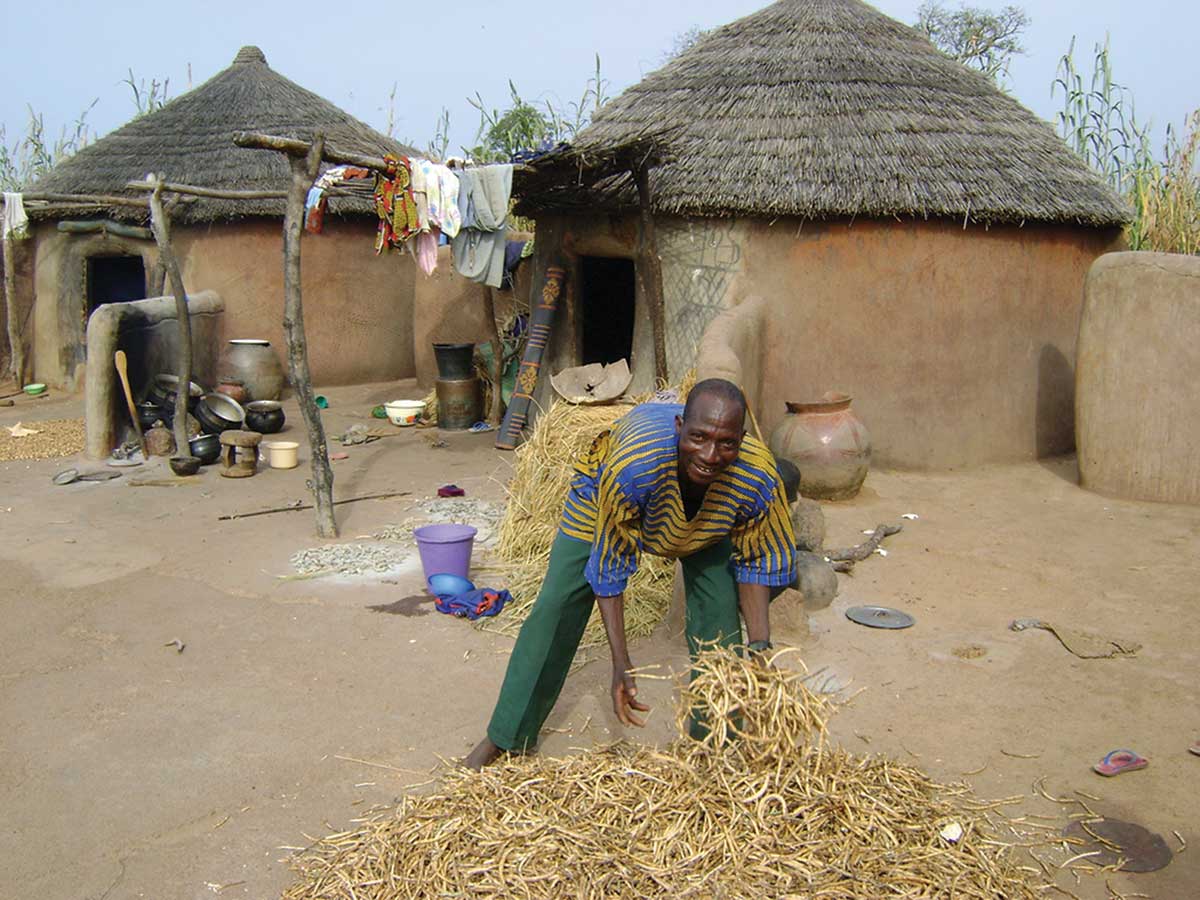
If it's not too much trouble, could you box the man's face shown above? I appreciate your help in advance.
[675,394,745,488]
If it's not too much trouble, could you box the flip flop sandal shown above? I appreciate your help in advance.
[1093,749,1149,776]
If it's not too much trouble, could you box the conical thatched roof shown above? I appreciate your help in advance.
[32,46,414,223]
[548,0,1128,226]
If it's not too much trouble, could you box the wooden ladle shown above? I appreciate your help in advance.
[113,350,147,458]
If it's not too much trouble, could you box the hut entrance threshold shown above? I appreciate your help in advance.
[579,255,635,366]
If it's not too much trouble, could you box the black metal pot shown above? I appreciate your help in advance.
[244,400,285,435]
[136,400,164,432]
[151,375,204,420]
[188,433,221,465]
[195,393,245,434]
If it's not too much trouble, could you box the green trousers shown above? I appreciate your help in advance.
[487,533,743,751]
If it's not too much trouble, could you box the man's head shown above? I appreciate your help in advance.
[675,379,748,488]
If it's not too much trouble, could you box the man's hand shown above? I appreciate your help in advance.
[611,664,650,727]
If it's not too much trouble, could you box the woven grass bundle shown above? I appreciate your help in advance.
[283,649,1043,899]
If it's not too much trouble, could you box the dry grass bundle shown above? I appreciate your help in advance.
[0,418,85,461]
[489,400,671,648]
[283,648,1043,900]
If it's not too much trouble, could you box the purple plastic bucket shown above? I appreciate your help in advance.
[413,524,478,581]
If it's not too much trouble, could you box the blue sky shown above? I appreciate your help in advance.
[0,0,1191,164]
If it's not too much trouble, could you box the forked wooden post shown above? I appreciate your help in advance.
[483,284,504,425]
[3,230,22,387]
[145,176,194,454]
[634,163,668,383]
[282,136,338,538]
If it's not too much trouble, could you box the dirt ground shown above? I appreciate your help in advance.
[2,382,1197,900]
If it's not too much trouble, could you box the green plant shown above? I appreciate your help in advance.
[0,101,96,190]
[1125,112,1200,254]
[122,69,170,117]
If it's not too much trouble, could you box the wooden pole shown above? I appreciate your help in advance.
[22,191,150,208]
[145,175,194,455]
[282,136,338,538]
[634,164,668,383]
[3,232,23,387]
[125,180,287,201]
[483,285,504,426]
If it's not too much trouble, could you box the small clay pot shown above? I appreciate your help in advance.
[215,378,249,405]
[144,422,175,457]
[244,400,285,434]
[169,455,201,476]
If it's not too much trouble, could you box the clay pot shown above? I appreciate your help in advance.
[219,340,286,401]
[136,400,164,432]
[169,456,201,477]
[215,378,249,405]
[144,422,175,457]
[244,400,285,434]
[768,392,871,500]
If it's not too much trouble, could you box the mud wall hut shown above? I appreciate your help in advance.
[17,46,417,392]
[516,0,1129,469]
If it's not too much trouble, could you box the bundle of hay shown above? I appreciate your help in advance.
[489,397,676,648]
[283,649,1045,899]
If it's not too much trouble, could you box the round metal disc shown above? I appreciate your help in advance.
[52,468,80,485]
[1063,819,1173,873]
[846,605,915,629]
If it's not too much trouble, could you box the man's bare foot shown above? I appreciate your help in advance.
[463,737,504,771]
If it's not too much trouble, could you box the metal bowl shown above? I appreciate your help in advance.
[195,392,245,434]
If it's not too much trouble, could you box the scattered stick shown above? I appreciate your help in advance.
[825,523,903,563]
[217,490,411,521]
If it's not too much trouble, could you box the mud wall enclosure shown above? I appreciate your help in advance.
[530,213,1120,469]
[28,218,415,390]
[1076,251,1200,504]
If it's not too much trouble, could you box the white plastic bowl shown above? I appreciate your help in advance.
[385,399,426,426]
[263,440,299,469]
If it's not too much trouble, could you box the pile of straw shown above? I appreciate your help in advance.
[283,649,1044,899]
[489,399,674,648]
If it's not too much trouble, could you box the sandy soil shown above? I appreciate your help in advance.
[1,382,1197,900]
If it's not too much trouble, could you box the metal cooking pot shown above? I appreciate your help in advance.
[195,393,245,434]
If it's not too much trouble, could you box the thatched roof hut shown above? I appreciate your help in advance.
[527,0,1128,227]
[20,47,420,392]
[518,0,1129,470]
[31,46,414,222]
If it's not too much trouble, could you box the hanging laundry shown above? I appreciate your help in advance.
[373,155,421,252]
[304,165,372,234]
[501,239,527,290]
[436,165,462,238]
[451,164,513,289]
[416,228,440,276]
[2,193,29,240]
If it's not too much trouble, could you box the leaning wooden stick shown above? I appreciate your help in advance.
[145,175,194,455]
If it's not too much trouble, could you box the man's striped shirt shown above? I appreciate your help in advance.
[560,403,796,596]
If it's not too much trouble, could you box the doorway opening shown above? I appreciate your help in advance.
[86,255,146,314]
[579,256,635,366]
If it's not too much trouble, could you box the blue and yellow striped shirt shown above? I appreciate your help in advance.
[560,403,796,596]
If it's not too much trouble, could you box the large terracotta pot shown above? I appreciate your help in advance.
[218,339,286,401]
[768,392,871,500]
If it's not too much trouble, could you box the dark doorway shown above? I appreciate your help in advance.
[87,255,146,314]
[579,256,635,366]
